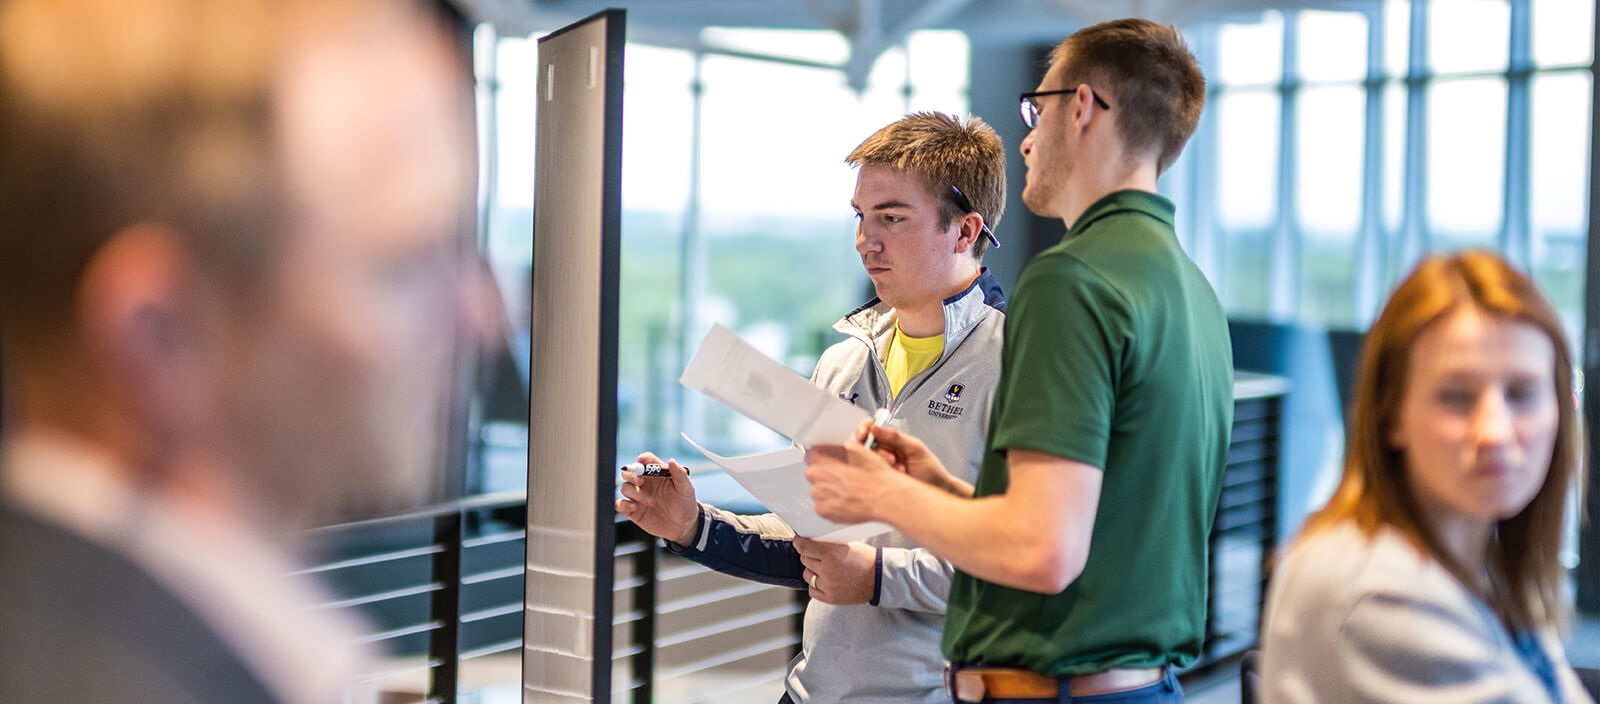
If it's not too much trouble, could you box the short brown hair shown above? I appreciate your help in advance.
[1050,19,1205,173]
[1305,250,1582,632]
[845,112,1006,258]
[0,0,392,361]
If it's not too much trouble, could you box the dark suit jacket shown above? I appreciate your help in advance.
[0,502,281,703]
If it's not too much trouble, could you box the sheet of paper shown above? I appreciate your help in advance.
[682,434,892,543]
[679,324,869,448]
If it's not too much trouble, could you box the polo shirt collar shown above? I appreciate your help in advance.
[1065,189,1175,238]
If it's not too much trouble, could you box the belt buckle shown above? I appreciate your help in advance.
[944,663,986,703]
[951,668,988,702]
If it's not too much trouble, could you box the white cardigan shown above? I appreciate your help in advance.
[1260,521,1593,704]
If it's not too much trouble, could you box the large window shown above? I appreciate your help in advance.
[1175,0,1593,570]
[466,23,974,702]
[471,26,972,481]
[1180,0,1593,332]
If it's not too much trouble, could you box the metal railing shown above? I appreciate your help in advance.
[302,491,678,704]
[302,490,528,704]
[297,375,1285,702]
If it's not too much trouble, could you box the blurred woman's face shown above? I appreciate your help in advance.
[1389,306,1559,538]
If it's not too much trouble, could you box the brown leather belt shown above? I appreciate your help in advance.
[944,663,1165,702]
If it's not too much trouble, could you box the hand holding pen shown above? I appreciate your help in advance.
[850,421,972,498]
[615,453,700,544]
[861,406,892,452]
[805,417,906,525]
[621,462,691,478]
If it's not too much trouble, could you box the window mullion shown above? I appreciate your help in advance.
[676,54,708,445]
[1356,5,1387,327]
[1190,25,1222,285]
[1503,0,1533,268]
[1274,13,1300,321]
[1399,0,1429,271]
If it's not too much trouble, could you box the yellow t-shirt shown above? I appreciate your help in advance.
[884,321,944,398]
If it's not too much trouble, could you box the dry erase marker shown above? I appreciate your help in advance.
[621,462,689,478]
[863,407,892,451]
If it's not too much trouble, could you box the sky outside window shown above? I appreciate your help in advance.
[1425,77,1507,244]
[1428,0,1510,74]
[1217,11,1284,87]
[1297,85,1366,236]
[1297,10,1367,83]
[1216,90,1281,229]
[1532,0,1594,67]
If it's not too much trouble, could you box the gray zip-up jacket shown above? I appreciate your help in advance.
[667,270,1005,704]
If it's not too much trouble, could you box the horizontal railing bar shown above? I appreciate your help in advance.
[690,668,789,702]
[349,657,442,686]
[462,566,523,585]
[460,638,522,661]
[658,562,713,582]
[318,582,441,610]
[307,490,527,534]
[656,634,800,681]
[460,603,523,623]
[463,530,526,549]
[655,604,803,649]
[614,541,651,558]
[523,682,590,699]
[295,545,444,575]
[658,581,779,615]
[610,678,647,695]
[355,620,442,644]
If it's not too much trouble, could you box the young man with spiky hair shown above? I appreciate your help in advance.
[619,111,1007,704]
[808,20,1231,704]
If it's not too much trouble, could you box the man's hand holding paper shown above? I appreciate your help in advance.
[804,422,911,525]
[682,434,891,542]
[675,325,894,542]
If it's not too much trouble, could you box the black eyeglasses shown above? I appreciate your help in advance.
[950,185,999,249]
[1019,85,1111,128]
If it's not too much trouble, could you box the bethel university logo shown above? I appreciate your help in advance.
[929,382,965,420]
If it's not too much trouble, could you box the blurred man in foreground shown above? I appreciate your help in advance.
[0,0,481,701]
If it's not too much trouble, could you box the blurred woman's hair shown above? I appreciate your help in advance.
[1305,249,1583,632]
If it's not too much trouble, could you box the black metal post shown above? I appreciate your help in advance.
[792,590,808,659]
[1579,0,1600,617]
[632,535,657,703]
[428,512,464,703]
[1258,395,1282,620]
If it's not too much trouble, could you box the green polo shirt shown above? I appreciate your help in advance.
[942,190,1234,675]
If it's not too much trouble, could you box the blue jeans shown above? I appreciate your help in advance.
[960,667,1183,704]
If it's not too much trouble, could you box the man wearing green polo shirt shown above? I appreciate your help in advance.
[805,18,1231,704]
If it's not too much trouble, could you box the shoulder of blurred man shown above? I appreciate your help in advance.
[0,433,374,704]
[0,500,281,704]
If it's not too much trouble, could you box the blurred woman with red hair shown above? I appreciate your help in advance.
[1261,250,1592,703]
